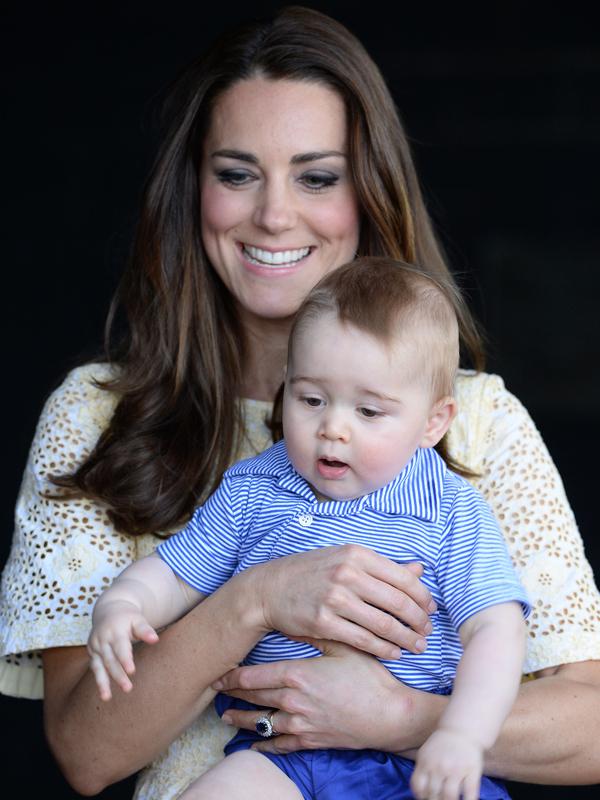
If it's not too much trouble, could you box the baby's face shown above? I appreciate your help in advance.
[283,313,440,502]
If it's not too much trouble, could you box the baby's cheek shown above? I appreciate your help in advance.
[359,441,410,483]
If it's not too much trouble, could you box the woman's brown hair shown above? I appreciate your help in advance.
[56,6,484,535]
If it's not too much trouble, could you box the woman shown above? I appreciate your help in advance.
[1,7,599,799]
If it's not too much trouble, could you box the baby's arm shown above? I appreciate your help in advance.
[411,601,526,800]
[88,553,205,701]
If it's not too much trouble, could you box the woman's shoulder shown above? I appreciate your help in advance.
[0,363,140,698]
[43,361,119,425]
[31,363,120,483]
[447,370,526,472]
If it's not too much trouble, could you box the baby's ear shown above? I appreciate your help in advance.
[420,396,457,449]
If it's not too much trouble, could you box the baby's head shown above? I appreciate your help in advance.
[282,257,461,501]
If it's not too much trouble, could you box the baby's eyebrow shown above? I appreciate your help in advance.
[289,375,322,385]
[359,388,402,404]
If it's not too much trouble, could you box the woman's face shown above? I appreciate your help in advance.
[199,77,360,324]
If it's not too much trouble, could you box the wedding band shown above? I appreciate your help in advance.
[255,710,278,738]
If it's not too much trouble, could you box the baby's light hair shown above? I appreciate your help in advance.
[289,257,462,400]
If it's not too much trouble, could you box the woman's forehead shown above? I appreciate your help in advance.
[205,77,348,154]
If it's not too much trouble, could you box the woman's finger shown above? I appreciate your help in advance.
[334,547,436,613]
[358,571,434,638]
[221,708,294,735]
[214,661,296,692]
[217,687,296,709]
[251,733,305,754]
[323,588,429,654]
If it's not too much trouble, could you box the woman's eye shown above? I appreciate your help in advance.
[216,169,255,187]
[299,172,339,192]
[359,407,380,418]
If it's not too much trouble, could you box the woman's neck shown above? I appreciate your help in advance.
[239,313,291,401]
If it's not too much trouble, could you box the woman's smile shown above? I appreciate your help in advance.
[239,242,313,271]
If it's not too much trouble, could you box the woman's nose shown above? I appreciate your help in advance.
[252,180,297,234]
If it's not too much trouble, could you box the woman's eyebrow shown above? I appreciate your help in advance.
[211,149,258,163]
[210,149,346,164]
[290,150,346,164]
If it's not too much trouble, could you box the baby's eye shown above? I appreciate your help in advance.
[303,396,323,408]
[359,407,380,418]
[299,172,339,192]
[216,169,256,187]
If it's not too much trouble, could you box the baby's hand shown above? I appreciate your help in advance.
[410,727,483,800]
[87,599,159,701]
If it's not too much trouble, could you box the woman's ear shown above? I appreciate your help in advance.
[420,396,457,449]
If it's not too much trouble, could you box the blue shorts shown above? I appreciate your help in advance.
[215,695,510,800]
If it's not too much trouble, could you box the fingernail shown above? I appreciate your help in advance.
[427,600,437,613]
[212,680,223,690]
[415,638,427,653]
[424,621,433,634]
[221,714,233,725]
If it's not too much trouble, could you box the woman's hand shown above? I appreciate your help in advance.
[254,544,436,659]
[213,638,443,753]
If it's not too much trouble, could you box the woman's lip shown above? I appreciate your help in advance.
[241,242,313,253]
[238,242,313,275]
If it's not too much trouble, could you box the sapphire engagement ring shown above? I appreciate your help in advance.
[255,710,278,738]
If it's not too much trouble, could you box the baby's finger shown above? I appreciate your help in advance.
[441,775,462,800]
[426,771,443,800]
[131,618,159,646]
[88,653,113,702]
[100,643,134,693]
[113,637,136,676]
[461,772,481,800]
[409,767,429,800]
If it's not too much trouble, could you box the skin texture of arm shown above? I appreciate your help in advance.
[43,546,435,795]
[219,645,600,785]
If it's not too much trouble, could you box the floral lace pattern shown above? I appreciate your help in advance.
[1,365,599,797]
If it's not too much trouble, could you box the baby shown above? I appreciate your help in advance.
[88,257,529,800]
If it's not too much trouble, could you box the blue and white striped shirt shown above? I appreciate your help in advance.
[158,440,530,693]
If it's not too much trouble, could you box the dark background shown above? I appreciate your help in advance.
[2,1,599,797]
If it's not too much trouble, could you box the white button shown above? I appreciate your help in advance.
[297,513,313,527]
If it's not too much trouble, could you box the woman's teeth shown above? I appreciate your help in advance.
[243,245,310,267]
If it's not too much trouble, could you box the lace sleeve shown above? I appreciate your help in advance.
[450,372,600,674]
[0,364,141,698]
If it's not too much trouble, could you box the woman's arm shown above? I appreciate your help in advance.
[43,545,435,796]
[485,659,600,783]
[43,567,265,796]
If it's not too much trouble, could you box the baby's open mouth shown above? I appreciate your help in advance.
[319,457,347,468]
